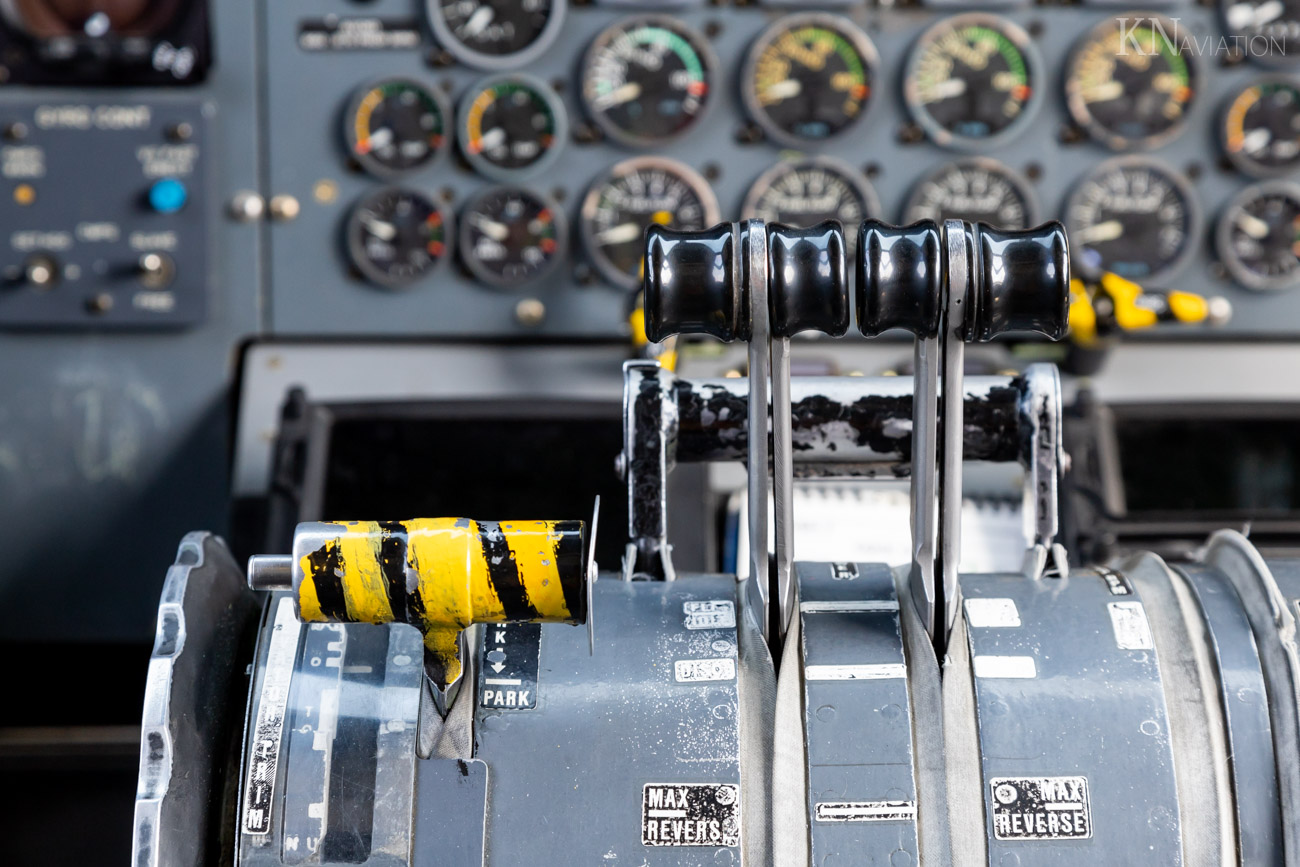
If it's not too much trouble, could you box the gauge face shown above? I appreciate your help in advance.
[902,159,1037,228]
[904,14,1041,149]
[581,16,716,147]
[460,74,566,180]
[1223,77,1300,177]
[429,0,565,69]
[346,188,452,288]
[345,79,450,177]
[743,157,880,235]
[1217,181,1300,289]
[743,14,877,146]
[1065,158,1200,284]
[2,0,175,37]
[581,157,721,291]
[1065,15,1197,150]
[1220,0,1300,67]
[460,186,566,288]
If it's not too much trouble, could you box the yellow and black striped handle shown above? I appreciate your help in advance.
[291,518,588,686]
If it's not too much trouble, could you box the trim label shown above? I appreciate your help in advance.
[815,800,917,823]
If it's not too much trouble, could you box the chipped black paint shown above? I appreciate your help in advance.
[478,521,540,621]
[551,522,587,621]
[304,543,349,621]
[378,521,408,625]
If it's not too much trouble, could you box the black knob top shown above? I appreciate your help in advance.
[644,223,739,343]
[857,220,943,338]
[966,221,1071,342]
[769,221,849,338]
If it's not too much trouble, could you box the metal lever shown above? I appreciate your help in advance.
[859,219,1070,650]
[644,220,847,644]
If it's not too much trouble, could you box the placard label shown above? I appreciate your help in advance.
[642,783,740,847]
[990,776,1092,840]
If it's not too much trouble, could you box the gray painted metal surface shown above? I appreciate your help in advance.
[960,569,1184,864]
[797,561,919,865]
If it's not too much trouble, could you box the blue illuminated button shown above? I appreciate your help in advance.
[148,178,188,214]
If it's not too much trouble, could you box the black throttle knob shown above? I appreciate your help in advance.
[644,223,739,343]
[966,221,1071,341]
[857,220,943,338]
[769,221,849,338]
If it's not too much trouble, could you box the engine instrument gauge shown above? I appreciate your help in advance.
[1217,181,1300,289]
[1065,15,1197,151]
[459,74,566,180]
[742,157,880,236]
[346,187,453,289]
[902,158,1038,228]
[345,79,451,178]
[459,186,567,288]
[581,157,720,291]
[1220,0,1300,67]
[904,14,1042,150]
[1065,157,1200,284]
[742,14,877,146]
[428,0,566,70]
[1222,76,1300,177]
[581,16,716,147]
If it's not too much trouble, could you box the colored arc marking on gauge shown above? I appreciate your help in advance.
[1224,87,1259,152]
[464,83,555,156]
[352,88,385,155]
[426,212,446,257]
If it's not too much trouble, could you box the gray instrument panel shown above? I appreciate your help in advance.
[266,0,1300,337]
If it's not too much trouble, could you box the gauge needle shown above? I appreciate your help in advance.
[460,6,495,39]
[1236,211,1271,239]
[1080,81,1124,103]
[597,223,644,245]
[763,79,802,101]
[471,214,510,241]
[367,128,394,150]
[924,78,967,100]
[1242,128,1273,153]
[479,128,507,150]
[1074,220,1124,244]
[592,82,642,110]
[362,215,397,242]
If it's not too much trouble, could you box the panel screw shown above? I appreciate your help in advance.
[515,298,546,327]
[268,194,301,222]
[229,190,265,222]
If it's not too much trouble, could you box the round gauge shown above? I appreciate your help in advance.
[902,158,1038,228]
[1065,15,1197,151]
[581,157,721,291]
[742,157,880,236]
[427,0,566,70]
[581,16,717,147]
[1217,181,1300,289]
[346,187,453,289]
[1222,76,1300,177]
[1065,157,1201,284]
[459,74,567,180]
[742,13,877,146]
[904,14,1042,150]
[344,78,451,178]
[0,0,177,37]
[459,186,567,288]
[1220,0,1300,68]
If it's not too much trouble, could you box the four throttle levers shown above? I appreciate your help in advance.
[643,218,1071,655]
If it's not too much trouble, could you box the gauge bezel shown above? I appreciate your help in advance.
[343,77,453,179]
[458,72,568,182]
[427,0,568,71]
[1216,179,1300,290]
[580,14,719,149]
[742,156,881,228]
[1064,155,1202,286]
[1220,74,1300,178]
[458,185,569,290]
[580,156,722,292]
[901,157,1040,228]
[345,186,455,290]
[1218,0,1300,70]
[1064,13,1199,152]
[903,13,1045,152]
[741,12,880,149]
